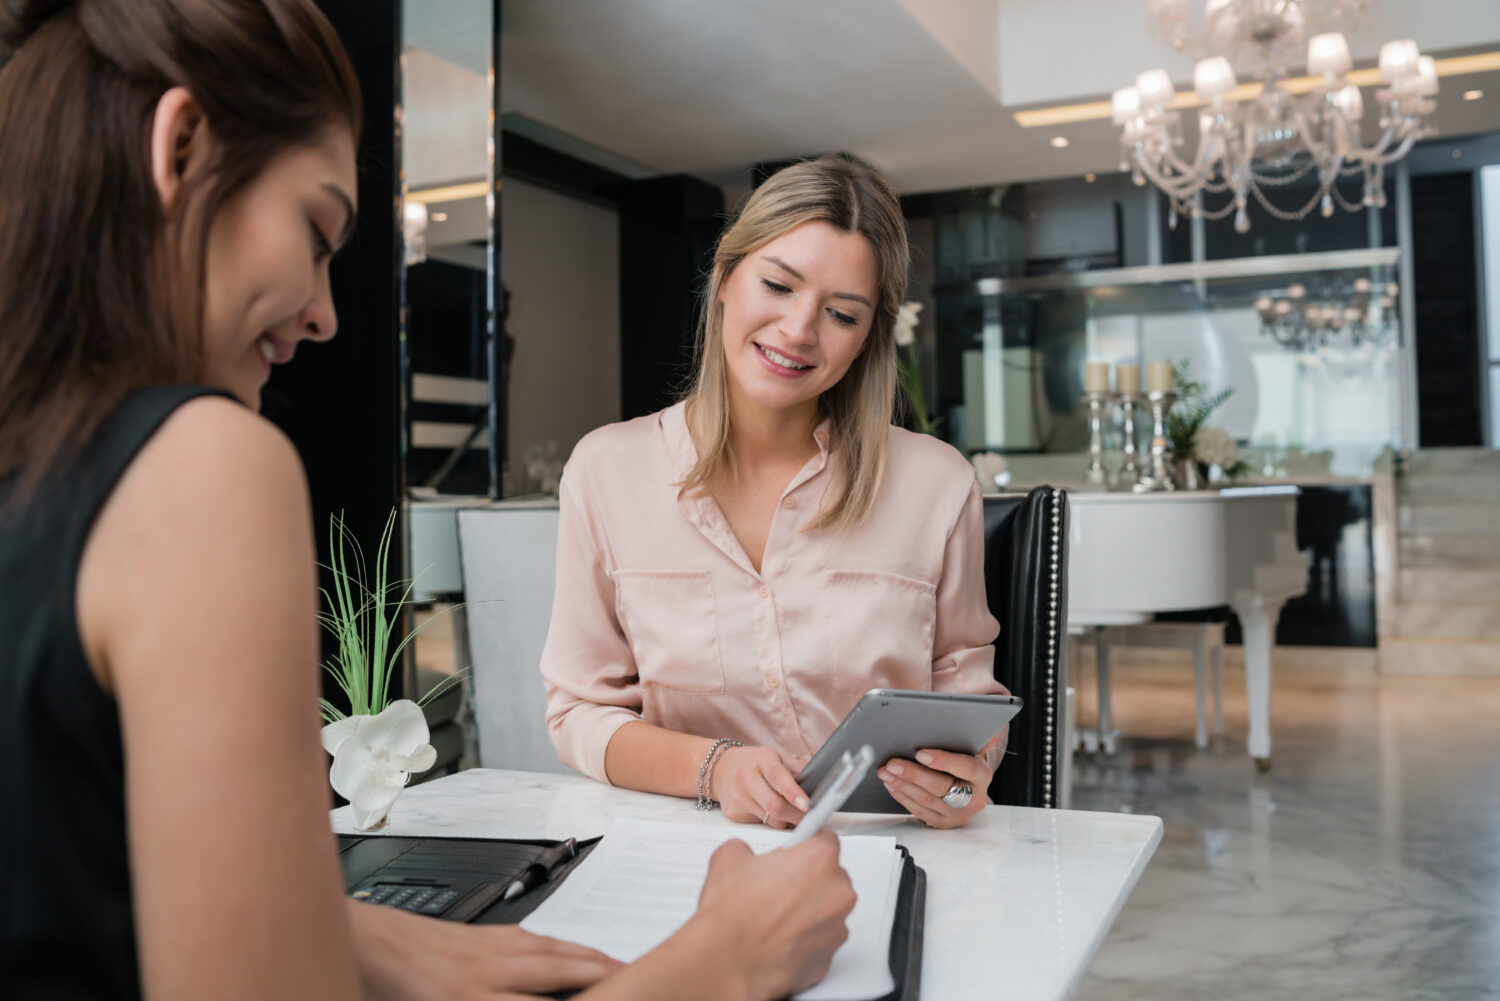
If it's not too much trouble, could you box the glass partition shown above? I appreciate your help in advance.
[932,248,1404,478]
[401,0,498,500]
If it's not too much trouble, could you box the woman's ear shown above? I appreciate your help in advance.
[149,86,210,213]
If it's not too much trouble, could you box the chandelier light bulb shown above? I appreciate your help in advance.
[1307,32,1352,79]
[1255,296,1275,317]
[1415,55,1439,97]
[1112,86,1143,125]
[1274,300,1293,316]
[1353,277,1371,294]
[1379,295,1394,309]
[1386,282,1399,297]
[1194,57,1237,102]
[1333,84,1364,121]
[1378,39,1420,83]
[1136,68,1176,110]
[1287,283,1306,300]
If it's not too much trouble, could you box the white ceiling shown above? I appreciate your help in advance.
[405,0,1500,196]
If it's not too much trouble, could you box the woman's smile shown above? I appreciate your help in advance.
[753,342,815,376]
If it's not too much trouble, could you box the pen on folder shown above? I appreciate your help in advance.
[502,837,578,900]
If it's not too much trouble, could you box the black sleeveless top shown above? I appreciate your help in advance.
[0,385,236,1000]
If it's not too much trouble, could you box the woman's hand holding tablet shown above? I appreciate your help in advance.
[795,689,1022,822]
[877,739,1000,828]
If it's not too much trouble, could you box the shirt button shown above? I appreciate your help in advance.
[766,675,780,689]
[757,585,769,598]
[783,496,796,509]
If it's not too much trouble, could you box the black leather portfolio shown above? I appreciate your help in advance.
[337,833,926,1001]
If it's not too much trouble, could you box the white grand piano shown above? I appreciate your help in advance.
[1065,486,1305,769]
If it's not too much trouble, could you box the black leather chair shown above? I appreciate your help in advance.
[982,486,1070,809]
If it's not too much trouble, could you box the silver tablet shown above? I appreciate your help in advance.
[795,689,1023,814]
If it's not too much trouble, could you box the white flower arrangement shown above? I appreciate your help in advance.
[893,301,940,435]
[319,510,464,831]
[322,700,437,830]
[1192,425,1239,470]
[893,301,923,348]
[524,440,565,496]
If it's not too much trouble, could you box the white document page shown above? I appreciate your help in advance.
[520,818,901,1001]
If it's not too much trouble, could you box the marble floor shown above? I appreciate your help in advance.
[1067,648,1500,1001]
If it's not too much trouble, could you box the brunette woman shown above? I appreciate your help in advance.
[0,3,853,999]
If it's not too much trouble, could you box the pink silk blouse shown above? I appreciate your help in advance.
[539,401,1004,783]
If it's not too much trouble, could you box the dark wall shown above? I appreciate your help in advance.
[1410,172,1483,447]
[617,176,724,420]
[263,0,403,704]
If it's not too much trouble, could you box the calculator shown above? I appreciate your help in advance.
[338,833,590,923]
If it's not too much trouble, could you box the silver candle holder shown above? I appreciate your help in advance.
[1115,394,1142,490]
[1080,392,1111,491]
[1133,391,1178,492]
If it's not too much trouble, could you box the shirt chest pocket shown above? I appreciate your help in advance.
[822,569,937,700]
[613,570,726,694]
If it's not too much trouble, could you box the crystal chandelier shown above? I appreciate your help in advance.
[1254,276,1397,351]
[1114,1,1438,232]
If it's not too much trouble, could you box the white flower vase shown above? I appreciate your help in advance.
[321,699,438,833]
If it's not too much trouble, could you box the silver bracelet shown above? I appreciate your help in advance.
[695,738,742,810]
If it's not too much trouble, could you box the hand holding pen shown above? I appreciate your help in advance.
[783,745,875,847]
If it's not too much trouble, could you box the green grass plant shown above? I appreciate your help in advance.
[319,508,465,723]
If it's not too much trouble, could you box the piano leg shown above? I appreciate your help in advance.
[1193,630,1208,750]
[1094,627,1116,755]
[1231,593,1288,771]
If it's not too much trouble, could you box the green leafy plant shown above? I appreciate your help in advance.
[897,349,940,436]
[1166,359,1232,459]
[319,509,465,723]
[1167,360,1249,483]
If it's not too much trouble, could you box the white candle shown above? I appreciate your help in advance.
[1116,363,1140,396]
[1084,362,1110,394]
[1146,361,1174,394]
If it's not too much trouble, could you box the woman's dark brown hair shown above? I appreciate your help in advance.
[0,0,361,497]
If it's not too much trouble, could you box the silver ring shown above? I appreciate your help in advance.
[942,781,974,810]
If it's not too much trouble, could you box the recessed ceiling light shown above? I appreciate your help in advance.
[1084,172,1097,182]
[1050,136,1070,148]
[431,211,449,222]
[1463,89,1484,100]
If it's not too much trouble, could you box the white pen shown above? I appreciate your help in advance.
[784,744,876,847]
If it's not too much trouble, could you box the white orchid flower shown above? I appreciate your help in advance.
[322,699,437,831]
[893,301,923,347]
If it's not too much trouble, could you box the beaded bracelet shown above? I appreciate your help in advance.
[695,737,743,810]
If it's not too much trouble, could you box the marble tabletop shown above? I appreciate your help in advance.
[331,768,1162,1001]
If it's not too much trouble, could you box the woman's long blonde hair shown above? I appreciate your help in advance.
[680,155,909,532]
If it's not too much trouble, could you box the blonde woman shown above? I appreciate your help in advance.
[542,156,1006,831]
